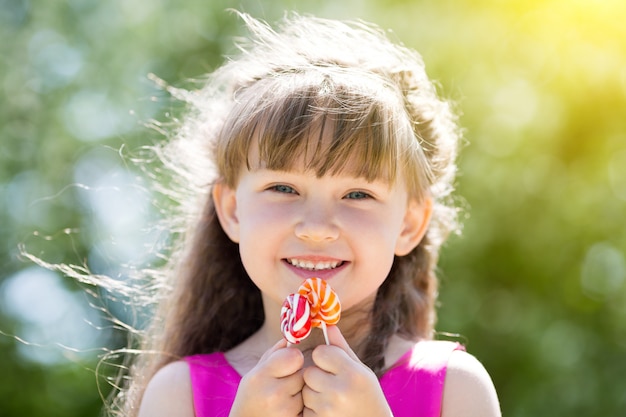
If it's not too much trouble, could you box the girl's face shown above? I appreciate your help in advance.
[213,145,432,321]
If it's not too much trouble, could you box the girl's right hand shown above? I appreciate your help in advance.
[229,339,305,417]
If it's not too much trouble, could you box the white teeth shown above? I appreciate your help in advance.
[288,259,341,271]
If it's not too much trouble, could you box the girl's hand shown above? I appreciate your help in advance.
[302,326,393,417]
[229,339,305,417]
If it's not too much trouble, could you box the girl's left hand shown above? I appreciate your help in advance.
[301,325,393,417]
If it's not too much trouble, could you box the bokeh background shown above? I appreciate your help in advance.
[1,0,625,416]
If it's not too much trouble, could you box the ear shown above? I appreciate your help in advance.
[394,196,433,256]
[212,181,240,243]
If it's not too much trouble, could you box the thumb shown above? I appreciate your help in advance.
[258,338,304,377]
[325,325,360,362]
[259,338,288,362]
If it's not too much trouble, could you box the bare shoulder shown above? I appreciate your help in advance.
[442,350,501,417]
[137,360,195,417]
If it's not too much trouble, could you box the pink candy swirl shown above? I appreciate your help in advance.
[280,293,312,344]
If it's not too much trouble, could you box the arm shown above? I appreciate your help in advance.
[441,350,501,417]
[137,361,195,417]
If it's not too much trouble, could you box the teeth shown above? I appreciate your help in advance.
[288,259,341,271]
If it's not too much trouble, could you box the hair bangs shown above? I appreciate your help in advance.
[219,71,410,186]
[259,102,399,183]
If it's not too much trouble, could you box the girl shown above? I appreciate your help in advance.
[124,12,500,417]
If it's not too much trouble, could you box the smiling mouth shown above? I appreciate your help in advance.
[286,258,345,271]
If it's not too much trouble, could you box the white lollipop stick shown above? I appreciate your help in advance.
[321,321,329,345]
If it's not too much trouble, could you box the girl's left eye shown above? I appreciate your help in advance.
[344,190,372,200]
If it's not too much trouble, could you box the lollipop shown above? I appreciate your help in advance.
[298,278,341,329]
[280,278,341,345]
[280,293,312,344]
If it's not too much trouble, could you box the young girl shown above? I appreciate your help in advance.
[121,12,500,417]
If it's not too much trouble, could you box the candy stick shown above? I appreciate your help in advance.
[321,321,329,345]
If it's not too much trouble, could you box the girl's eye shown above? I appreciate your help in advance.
[270,184,297,194]
[344,190,371,200]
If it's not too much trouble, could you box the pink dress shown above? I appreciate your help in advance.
[185,341,463,417]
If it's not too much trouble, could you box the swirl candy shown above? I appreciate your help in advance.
[297,278,341,328]
[280,278,341,345]
[280,293,312,344]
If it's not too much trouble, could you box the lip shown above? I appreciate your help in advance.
[282,256,349,280]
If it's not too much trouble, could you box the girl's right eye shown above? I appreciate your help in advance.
[268,184,297,194]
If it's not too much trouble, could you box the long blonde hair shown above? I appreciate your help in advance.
[107,12,461,416]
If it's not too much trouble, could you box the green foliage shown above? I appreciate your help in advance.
[1,0,625,416]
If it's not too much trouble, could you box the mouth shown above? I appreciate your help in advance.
[285,258,346,272]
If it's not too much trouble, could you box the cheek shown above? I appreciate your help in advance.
[236,204,288,265]
[238,202,291,238]
[343,210,404,277]
[343,208,404,247]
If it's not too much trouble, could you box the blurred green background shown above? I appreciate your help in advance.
[1,0,625,416]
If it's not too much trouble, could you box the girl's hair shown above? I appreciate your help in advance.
[111,12,461,416]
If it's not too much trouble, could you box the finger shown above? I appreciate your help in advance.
[280,367,306,396]
[302,382,322,415]
[271,348,305,378]
[286,379,305,411]
[311,327,360,374]
[303,362,332,394]
[258,338,288,362]
[302,407,315,417]
[325,325,360,362]
[259,340,304,378]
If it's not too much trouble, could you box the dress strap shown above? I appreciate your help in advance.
[185,353,241,417]
[380,341,464,417]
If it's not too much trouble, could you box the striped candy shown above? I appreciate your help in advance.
[280,278,341,344]
[298,278,341,328]
[280,293,312,344]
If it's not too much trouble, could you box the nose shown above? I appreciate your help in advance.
[294,204,340,242]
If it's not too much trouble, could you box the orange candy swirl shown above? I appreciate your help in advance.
[297,278,341,328]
